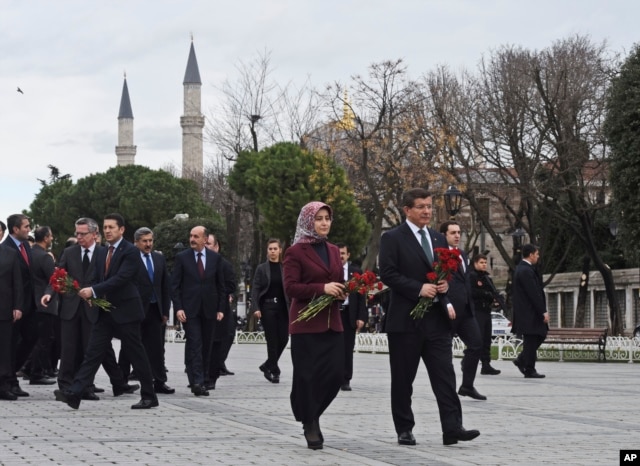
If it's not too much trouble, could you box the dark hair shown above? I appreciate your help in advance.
[0,220,6,232]
[335,242,347,250]
[134,227,153,242]
[64,237,78,248]
[34,226,51,243]
[104,213,125,228]
[7,214,29,232]
[401,188,432,209]
[267,238,282,248]
[439,220,459,235]
[472,253,487,263]
[522,243,539,259]
[75,217,99,233]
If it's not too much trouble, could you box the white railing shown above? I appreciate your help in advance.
[166,330,640,363]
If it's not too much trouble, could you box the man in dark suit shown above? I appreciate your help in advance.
[0,244,23,400]
[379,188,480,447]
[3,214,37,397]
[336,243,368,391]
[28,226,58,385]
[42,217,135,400]
[439,221,486,401]
[118,227,174,394]
[512,243,549,378]
[206,234,236,390]
[53,213,157,410]
[171,226,226,397]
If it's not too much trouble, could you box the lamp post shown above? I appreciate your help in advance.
[609,220,619,238]
[443,185,463,219]
[511,227,526,265]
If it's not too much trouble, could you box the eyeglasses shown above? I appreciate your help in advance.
[74,231,91,237]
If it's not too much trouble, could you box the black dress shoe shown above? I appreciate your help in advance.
[524,371,545,378]
[10,386,29,397]
[29,377,56,385]
[154,383,175,394]
[219,367,234,376]
[340,383,352,391]
[271,374,280,384]
[0,390,18,401]
[81,392,100,401]
[443,428,480,446]
[397,431,416,445]
[259,364,274,382]
[54,389,81,410]
[513,359,525,375]
[113,383,140,397]
[303,420,323,450]
[443,428,480,445]
[205,381,216,390]
[480,364,501,375]
[131,398,159,409]
[93,386,105,393]
[458,386,487,401]
[191,384,209,396]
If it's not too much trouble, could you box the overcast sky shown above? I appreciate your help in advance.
[1,0,638,222]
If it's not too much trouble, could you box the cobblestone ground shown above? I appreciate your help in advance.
[0,341,638,465]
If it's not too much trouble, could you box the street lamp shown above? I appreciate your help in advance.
[609,220,619,238]
[444,185,463,218]
[511,227,526,264]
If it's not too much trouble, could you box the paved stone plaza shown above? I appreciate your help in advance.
[0,341,638,465]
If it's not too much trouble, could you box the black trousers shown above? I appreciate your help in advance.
[290,331,343,424]
[10,310,38,387]
[387,321,462,435]
[452,311,482,389]
[261,303,289,375]
[0,321,13,391]
[30,313,56,378]
[71,311,155,401]
[518,334,546,373]
[183,313,215,386]
[340,310,357,383]
[474,310,493,365]
[58,305,123,392]
[119,304,166,385]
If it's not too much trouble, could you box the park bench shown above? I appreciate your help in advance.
[543,327,608,362]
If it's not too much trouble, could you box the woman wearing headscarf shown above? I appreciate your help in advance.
[283,201,345,450]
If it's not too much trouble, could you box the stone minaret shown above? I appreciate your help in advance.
[181,40,204,179]
[116,74,136,166]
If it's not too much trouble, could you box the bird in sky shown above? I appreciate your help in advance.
[17,87,24,94]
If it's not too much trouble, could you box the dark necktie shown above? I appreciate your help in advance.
[105,246,114,273]
[145,253,157,303]
[82,248,90,275]
[197,252,205,279]
[419,229,434,264]
[19,242,30,266]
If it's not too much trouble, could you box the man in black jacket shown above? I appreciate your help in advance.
[512,244,549,378]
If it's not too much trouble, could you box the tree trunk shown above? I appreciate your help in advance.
[573,255,590,328]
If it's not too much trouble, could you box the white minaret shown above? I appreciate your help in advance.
[116,74,136,166]
[180,39,204,179]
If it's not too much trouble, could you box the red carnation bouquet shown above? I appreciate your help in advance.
[410,247,461,319]
[49,267,113,312]
[294,270,382,324]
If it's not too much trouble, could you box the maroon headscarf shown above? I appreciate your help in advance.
[292,201,333,245]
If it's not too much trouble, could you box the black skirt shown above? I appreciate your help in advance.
[290,330,344,423]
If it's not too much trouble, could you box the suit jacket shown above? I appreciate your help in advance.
[50,243,103,323]
[91,239,145,324]
[283,241,344,334]
[135,251,171,320]
[343,262,368,329]
[250,260,290,312]
[1,238,35,315]
[214,256,237,339]
[447,250,475,319]
[170,248,226,320]
[31,244,58,315]
[379,222,451,333]
[512,260,548,337]
[0,246,23,321]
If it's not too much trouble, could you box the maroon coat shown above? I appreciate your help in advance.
[283,241,344,335]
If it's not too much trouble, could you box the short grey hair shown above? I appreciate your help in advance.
[75,217,99,233]
[134,227,154,242]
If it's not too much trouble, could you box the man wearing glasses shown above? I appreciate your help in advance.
[42,217,137,399]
